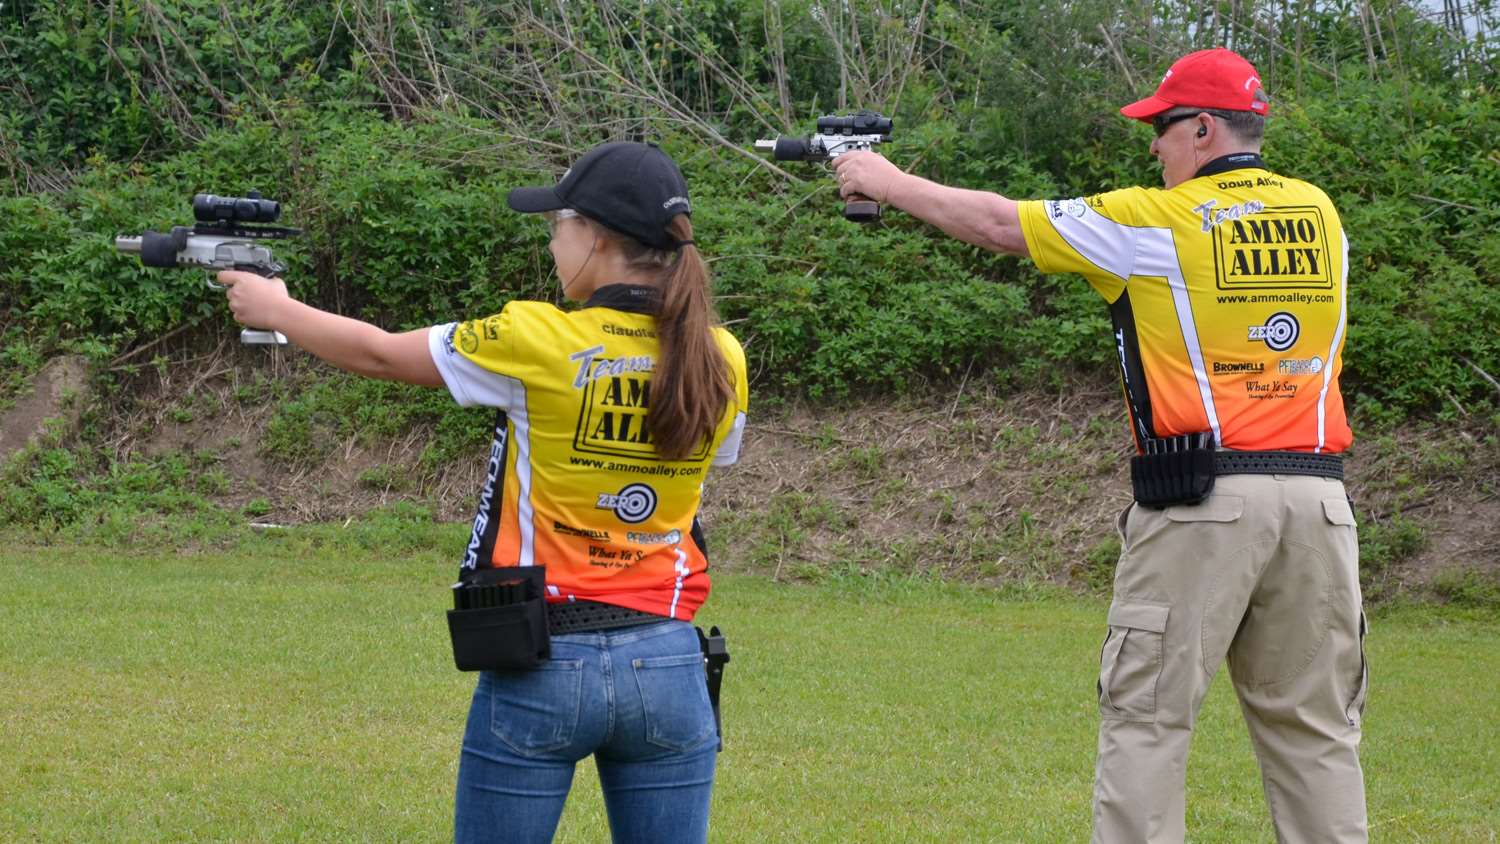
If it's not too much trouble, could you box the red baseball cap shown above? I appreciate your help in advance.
[1120,48,1268,122]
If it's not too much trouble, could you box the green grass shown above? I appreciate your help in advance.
[1,545,1497,842]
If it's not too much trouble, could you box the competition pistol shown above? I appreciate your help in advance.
[755,110,893,223]
[115,191,300,345]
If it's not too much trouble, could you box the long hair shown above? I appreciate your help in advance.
[585,215,734,460]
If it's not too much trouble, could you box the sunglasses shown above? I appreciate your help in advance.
[1151,110,1235,137]
[543,208,579,233]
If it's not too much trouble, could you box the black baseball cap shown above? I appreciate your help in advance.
[507,142,692,251]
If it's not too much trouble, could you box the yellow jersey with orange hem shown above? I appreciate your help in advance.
[1018,154,1351,454]
[427,284,748,621]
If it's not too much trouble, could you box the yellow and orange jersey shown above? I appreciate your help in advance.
[1019,155,1351,454]
[427,284,748,620]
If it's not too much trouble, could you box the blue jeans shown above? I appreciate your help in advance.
[454,620,718,844]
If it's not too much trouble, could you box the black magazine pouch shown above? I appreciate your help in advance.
[447,566,551,671]
[1129,432,1216,508]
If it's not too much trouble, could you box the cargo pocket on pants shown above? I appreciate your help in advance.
[1345,610,1369,727]
[1098,600,1170,723]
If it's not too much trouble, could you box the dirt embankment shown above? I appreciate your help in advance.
[1,356,90,463]
[14,355,1500,594]
[702,386,1500,596]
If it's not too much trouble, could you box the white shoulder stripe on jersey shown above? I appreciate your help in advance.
[428,324,538,566]
[1046,201,1138,281]
[1133,227,1224,445]
[1046,203,1224,440]
[428,323,516,409]
[712,412,747,467]
[505,377,538,567]
[1316,232,1350,453]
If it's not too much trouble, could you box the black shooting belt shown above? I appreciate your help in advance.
[548,600,663,635]
[1215,449,1344,480]
[1132,434,1344,508]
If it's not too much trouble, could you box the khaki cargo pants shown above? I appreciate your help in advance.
[1092,473,1368,844]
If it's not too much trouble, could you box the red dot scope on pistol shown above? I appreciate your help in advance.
[115,190,301,346]
[755,110,893,223]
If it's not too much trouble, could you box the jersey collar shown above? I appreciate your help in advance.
[1194,152,1267,180]
[584,283,659,314]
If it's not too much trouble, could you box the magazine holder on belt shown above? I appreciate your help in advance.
[447,566,550,671]
[1130,432,1216,508]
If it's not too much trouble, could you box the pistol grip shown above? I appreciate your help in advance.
[843,195,881,223]
[224,263,290,346]
[240,330,289,346]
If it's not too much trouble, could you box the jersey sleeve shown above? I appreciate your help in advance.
[1018,188,1149,303]
[428,306,521,409]
[711,328,750,467]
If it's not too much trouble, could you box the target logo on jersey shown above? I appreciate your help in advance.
[1248,312,1300,352]
[596,483,658,524]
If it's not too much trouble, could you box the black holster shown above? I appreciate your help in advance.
[447,567,550,671]
[697,625,729,750]
[1130,433,1216,508]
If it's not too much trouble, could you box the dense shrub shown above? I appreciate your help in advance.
[2,0,1496,413]
[0,0,348,185]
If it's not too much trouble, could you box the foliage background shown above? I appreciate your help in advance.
[5,0,1498,406]
[2,1,1498,558]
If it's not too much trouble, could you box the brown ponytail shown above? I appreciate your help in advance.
[584,215,734,460]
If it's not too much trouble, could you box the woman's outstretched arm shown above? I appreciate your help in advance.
[217,270,443,387]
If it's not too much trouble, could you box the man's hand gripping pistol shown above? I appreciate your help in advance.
[116,191,300,345]
[756,110,893,222]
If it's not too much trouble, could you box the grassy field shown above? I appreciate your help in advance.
[2,538,1497,842]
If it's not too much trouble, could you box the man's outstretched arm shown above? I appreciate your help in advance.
[831,151,1030,257]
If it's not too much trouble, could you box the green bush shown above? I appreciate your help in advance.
[1358,515,1426,599]
[258,371,489,467]
[1428,568,1500,609]
[0,1,346,180]
[0,444,224,530]
[2,0,1496,413]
